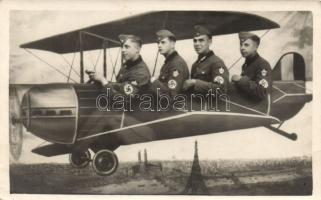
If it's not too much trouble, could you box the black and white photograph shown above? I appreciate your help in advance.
[3,0,321,198]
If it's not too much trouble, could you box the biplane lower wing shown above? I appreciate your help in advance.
[32,112,280,157]
[32,143,73,157]
[78,111,281,145]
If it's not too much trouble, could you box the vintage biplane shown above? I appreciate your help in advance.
[9,11,312,176]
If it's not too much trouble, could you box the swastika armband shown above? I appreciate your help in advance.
[124,83,134,94]
[259,79,269,88]
[214,76,224,84]
[168,79,177,89]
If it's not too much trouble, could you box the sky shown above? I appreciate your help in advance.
[9,11,313,163]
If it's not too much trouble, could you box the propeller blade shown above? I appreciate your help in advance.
[9,87,23,160]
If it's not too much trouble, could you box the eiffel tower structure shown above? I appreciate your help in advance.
[182,140,209,195]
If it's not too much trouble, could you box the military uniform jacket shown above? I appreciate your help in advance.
[235,53,272,101]
[151,51,189,97]
[191,51,229,94]
[111,56,151,95]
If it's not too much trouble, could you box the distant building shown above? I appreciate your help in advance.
[130,149,162,177]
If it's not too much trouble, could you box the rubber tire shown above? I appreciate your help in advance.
[69,150,91,168]
[92,149,118,176]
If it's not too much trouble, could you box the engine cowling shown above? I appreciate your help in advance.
[21,84,78,144]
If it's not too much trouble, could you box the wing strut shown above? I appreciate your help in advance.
[23,48,78,83]
[110,47,121,82]
[228,14,288,71]
[80,31,120,45]
[103,41,107,78]
[61,54,80,80]
[79,32,84,83]
[152,50,160,76]
[66,50,77,83]
[78,31,121,83]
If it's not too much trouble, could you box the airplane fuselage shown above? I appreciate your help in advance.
[19,81,311,154]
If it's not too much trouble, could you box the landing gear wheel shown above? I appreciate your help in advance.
[69,150,91,168]
[9,88,23,161]
[92,149,118,176]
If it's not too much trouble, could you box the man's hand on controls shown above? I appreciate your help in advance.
[86,70,108,86]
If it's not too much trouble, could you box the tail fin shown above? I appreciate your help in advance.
[270,52,311,121]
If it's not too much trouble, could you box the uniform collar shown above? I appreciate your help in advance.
[165,51,178,64]
[245,53,259,65]
[197,50,214,63]
[124,55,143,68]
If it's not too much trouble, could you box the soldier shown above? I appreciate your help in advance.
[150,29,189,97]
[88,34,151,95]
[231,32,272,101]
[183,25,229,95]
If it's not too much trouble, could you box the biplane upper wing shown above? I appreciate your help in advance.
[20,11,279,53]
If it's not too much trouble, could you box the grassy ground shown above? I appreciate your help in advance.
[10,157,312,195]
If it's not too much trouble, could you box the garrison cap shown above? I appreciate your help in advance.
[193,25,212,38]
[119,34,142,46]
[156,29,176,41]
[239,32,260,45]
